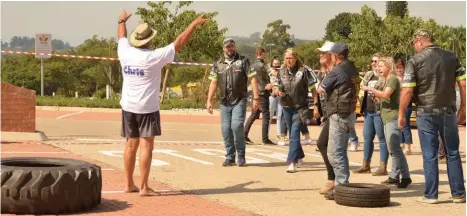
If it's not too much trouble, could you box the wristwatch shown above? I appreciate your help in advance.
[118,19,126,24]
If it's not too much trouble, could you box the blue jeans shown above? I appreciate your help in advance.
[269,96,280,136]
[417,113,465,199]
[363,111,389,163]
[282,107,305,163]
[384,119,410,180]
[400,106,413,144]
[277,103,287,136]
[328,112,356,185]
[349,128,358,143]
[220,99,247,161]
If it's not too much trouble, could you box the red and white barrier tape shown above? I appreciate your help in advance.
[0,50,212,66]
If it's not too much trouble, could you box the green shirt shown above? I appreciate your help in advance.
[380,76,400,124]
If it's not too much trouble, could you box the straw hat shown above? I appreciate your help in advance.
[129,23,157,48]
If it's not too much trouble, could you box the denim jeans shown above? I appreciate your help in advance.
[269,96,280,136]
[282,107,305,163]
[348,128,359,143]
[384,119,410,180]
[244,93,270,142]
[328,112,356,185]
[220,98,247,161]
[363,111,389,163]
[417,113,465,199]
[400,105,413,145]
[277,103,287,136]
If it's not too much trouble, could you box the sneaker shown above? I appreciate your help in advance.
[381,177,399,186]
[278,137,287,146]
[237,157,246,167]
[398,178,412,188]
[276,135,281,141]
[222,159,236,167]
[245,137,254,145]
[300,138,312,145]
[349,141,358,152]
[416,197,439,204]
[297,159,304,168]
[452,194,466,203]
[324,190,335,200]
[286,163,297,173]
[262,139,275,145]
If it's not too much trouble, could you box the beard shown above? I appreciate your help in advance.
[224,51,236,58]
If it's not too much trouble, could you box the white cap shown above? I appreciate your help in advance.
[316,41,335,52]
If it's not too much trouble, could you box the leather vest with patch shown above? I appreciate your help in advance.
[215,53,250,102]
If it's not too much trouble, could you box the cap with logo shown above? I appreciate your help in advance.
[411,28,433,43]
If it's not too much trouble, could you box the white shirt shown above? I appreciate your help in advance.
[117,38,175,114]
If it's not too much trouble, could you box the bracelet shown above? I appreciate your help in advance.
[253,98,259,100]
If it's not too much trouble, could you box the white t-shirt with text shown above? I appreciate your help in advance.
[117,38,175,114]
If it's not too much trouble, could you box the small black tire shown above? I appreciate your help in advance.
[334,183,390,208]
[1,157,102,214]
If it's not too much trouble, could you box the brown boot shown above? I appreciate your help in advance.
[352,160,371,174]
[372,162,388,176]
[319,180,335,194]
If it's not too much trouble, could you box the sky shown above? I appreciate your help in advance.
[1,1,466,46]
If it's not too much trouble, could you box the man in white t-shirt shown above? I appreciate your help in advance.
[117,9,207,196]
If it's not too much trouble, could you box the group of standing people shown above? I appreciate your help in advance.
[115,9,466,204]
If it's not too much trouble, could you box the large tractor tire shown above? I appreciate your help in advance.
[334,183,390,208]
[1,157,102,214]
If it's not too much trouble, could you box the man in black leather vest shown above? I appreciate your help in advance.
[244,47,275,145]
[399,29,466,204]
[317,42,359,200]
[206,38,259,167]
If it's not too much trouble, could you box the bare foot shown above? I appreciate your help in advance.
[124,185,140,193]
[139,188,159,197]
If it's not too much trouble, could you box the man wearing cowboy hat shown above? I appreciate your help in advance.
[117,9,208,197]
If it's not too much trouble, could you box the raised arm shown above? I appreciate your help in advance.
[173,14,208,53]
[117,10,132,39]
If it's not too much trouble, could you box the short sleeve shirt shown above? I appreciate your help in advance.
[380,76,400,124]
[118,38,175,114]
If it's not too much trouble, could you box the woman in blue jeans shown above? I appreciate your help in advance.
[395,58,413,155]
[273,48,319,173]
[363,57,411,188]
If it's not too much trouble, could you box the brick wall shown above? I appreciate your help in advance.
[1,82,36,132]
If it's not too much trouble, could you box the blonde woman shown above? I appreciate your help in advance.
[362,57,412,188]
[273,48,319,173]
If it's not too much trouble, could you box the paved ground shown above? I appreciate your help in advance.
[3,107,466,215]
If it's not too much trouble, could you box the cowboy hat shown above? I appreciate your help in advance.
[129,23,157,48]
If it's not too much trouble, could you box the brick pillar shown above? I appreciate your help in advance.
[1,82,36,132]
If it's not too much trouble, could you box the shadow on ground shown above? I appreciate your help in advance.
[182,181,316,196]
[62,198,132,215]
[389,181,449,198]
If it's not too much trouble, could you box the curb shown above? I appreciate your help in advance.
[1,131,49,142]
[36,106,221,116]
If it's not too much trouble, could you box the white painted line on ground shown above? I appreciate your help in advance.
[261,145,447,181]
[101,168,115,171]
[102,189,180,194]
[77,138,223,144]
[56,111,85,119]
[1,151,68,154]
[163,129,209,132]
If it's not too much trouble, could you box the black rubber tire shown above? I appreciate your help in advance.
[334,183,390,208]
[1,157,102,214]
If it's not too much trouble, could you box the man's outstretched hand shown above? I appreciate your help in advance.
[119,9,132,22]
[192,13,209,26]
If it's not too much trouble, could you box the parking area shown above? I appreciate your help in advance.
[1,107,465,216]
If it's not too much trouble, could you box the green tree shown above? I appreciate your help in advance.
[324,12,359,41]
[386,1,408,18]
[294,40,324,69]
[261,19,295,60]
[347,5,385,71]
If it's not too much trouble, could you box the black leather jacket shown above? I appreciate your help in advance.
[251,58,270,95]
[276,65,316,108]
[209,53,252,104]
[324,60,360,118]
[403,45,466,113]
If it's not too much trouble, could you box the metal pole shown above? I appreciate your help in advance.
[41,57,44,96]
